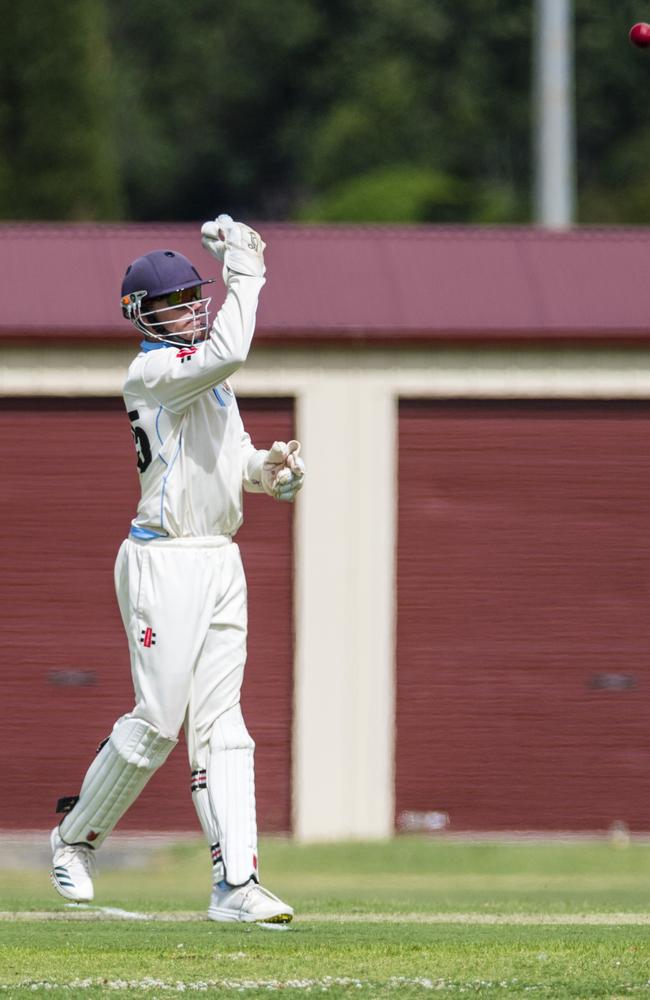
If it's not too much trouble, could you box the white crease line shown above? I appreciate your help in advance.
[3,910,650,925]
[65,903,151,920]
[298,912,650,925]
[1,976,443,992]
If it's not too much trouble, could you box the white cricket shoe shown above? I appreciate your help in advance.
[50,827,95,902]
[208,879,293,924]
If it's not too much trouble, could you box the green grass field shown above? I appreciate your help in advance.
[2,837,650,997]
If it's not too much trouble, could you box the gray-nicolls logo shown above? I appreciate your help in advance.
[140,626,156,648]
[248,232,259,251]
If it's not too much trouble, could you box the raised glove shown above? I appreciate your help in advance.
[261,440,305,502]
[201,214,266,278]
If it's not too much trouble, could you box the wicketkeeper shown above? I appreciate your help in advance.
[50,215,304,924]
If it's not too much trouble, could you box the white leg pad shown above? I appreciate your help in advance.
[207,705,258,886]
[60,717,177,848]
[190,767,225,881]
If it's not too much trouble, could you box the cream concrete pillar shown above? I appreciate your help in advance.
[292,375,396,841]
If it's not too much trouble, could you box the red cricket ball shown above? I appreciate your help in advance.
[630,22,650,47]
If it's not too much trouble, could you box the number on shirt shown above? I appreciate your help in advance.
[127,409,152,473]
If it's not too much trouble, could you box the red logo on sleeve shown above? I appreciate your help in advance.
[176,346,198,362]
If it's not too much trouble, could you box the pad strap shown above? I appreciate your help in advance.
[190,768,225,882]
[55,796,79,815]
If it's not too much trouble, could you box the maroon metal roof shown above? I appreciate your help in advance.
[2,222,650,343]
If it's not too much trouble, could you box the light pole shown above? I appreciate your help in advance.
[534,0,576,227]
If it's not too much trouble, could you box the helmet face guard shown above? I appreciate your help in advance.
[121,249,214,346]
[121,288,212,346]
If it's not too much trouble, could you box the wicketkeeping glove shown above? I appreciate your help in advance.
[261,440,305,502]
[200,214,266,278]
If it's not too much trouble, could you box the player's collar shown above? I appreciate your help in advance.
[139,340,173,352]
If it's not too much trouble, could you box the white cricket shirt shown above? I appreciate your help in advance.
[123,271,267,539]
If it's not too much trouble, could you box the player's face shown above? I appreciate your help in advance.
[148,287,207,341]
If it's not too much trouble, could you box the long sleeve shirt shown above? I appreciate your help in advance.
[123,272,267,539]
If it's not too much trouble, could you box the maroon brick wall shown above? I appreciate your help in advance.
[396,400,650,832]
[0,397,293,833]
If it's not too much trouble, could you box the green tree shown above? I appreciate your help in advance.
[108,0,325,220]
[0,0,123,220]
[107,0,533,222]
[574,0,650,222]
[294,0,531,222]
[6,0,650,224]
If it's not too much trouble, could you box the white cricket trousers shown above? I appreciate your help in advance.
[114,535,248,761]
[115,535,259,883]
[60,534,258,884]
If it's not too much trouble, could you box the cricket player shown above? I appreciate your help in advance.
[49,215,304,924]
